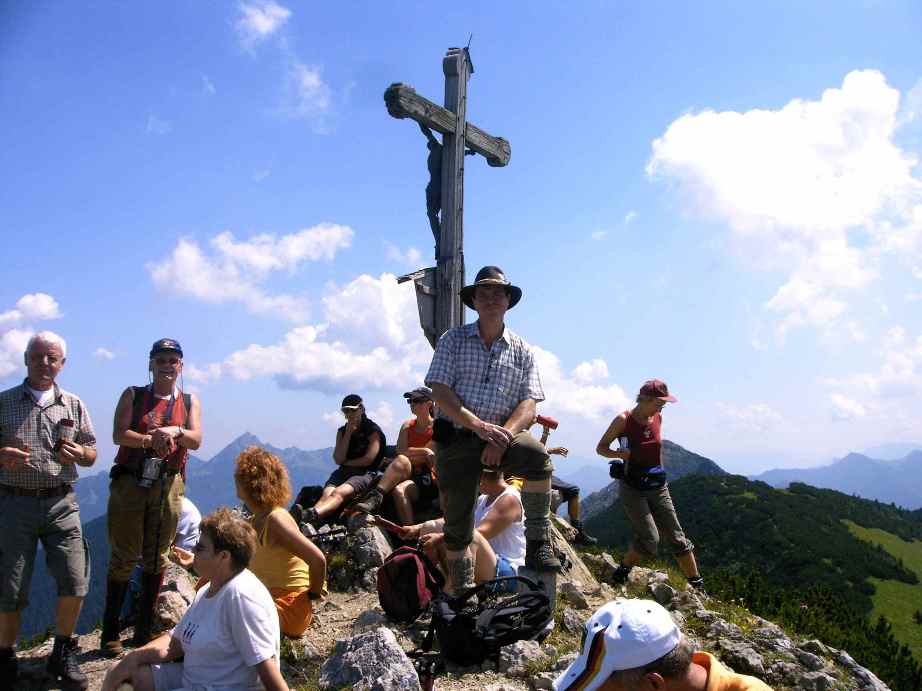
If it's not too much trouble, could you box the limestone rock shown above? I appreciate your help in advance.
[559,580,590,610]
[499,639,542,677]
[319,628,420,691]
[795,649,826,672]
[650,581,676,606]
[797,670,838,690]
[556,652,579,671]
[352,608,388,635]
[531,671,557,689]
[351,526,393,571]
[716,638,765,676]
[561,606,584,634]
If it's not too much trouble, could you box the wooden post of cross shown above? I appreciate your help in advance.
[387,47,511,348]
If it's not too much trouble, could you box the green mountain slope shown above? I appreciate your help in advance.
[844,520,922,660]
[585,475,922,611]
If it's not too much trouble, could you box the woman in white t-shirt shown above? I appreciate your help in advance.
[101,508,289,691]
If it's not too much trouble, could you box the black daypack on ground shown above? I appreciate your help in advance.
[414,575,554,667]
[377,546,445,623]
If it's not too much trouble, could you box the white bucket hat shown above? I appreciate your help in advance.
[553,599,681,691]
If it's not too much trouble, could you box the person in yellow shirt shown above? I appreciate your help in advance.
[233,446,327,637]
[554,599,772,691]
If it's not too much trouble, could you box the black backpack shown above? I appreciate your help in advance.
[414,575,553,667]
[377,546,445,623]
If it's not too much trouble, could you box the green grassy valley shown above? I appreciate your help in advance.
[583,474,922,689]
[845,519,922,661]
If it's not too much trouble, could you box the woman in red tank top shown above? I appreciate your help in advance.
[349,387,438,524]
[596,380,706,593]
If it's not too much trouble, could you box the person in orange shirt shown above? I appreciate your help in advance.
[554,599,772,691]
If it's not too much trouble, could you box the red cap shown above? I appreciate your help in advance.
[638,379,677,403]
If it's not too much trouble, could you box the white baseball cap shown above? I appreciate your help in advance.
[554,599,681,691]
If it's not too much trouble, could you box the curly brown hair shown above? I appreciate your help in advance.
[233,445,292,510]
[199,508,258,571]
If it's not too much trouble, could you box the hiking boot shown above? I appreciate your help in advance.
[100,578,128,657]
[687,576,708,598]
[525,539,561,572]
[0,647,17,685]
[351,488,384,515]
[571,521,598,546]
[131,571,163,647]
[610,563,633,585]
[47,636,87,691]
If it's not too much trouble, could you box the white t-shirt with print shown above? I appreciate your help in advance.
[173,568,280,691]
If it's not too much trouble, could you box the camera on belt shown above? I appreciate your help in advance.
[608,436,629,480]
[138,454,166,488]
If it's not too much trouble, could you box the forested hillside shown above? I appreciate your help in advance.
[584,474,922,689]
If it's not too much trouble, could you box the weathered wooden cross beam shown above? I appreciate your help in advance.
[386,47,511,347]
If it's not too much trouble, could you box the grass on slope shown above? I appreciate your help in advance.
[844,519,922,659]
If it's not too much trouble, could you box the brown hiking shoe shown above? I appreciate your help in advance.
[525,539,562,572]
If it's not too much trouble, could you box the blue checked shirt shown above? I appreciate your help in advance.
[425,321,545,426]
[0,381,96,489]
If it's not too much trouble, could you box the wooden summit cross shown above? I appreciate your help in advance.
[385,47,511,347]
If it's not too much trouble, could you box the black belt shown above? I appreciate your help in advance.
[0,483,72,498]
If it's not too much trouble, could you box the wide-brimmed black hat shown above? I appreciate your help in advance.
[459,266,522,310]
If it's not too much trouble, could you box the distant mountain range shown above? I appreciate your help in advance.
[750,450,922,510]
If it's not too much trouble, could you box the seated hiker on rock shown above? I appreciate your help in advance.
[351,386,438,524]
[399,467,525,593]
[102,508,290,691]
[596,380,704,592]
[554,598,772,690]
[290,393,386,527]
[175,448,327,636]
[528,414,597,546]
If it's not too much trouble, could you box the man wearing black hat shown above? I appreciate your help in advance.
[100,339,202,656]
[426,266,558,593]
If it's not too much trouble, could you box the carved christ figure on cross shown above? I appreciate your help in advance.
[420,122,442,254]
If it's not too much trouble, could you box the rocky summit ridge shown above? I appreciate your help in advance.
[16,517,892,691]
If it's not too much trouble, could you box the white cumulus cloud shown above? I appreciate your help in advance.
[190,273,430,393]
[824,326,922,428]
[715,402,784,432]
[147,224,353,321]
[0,294,63,379]
[236,1,290,50]
[94,347,115,361]
[0,293,61,325]
[384,242,423,267]
[647,69,922,339]
[532,347,631,421]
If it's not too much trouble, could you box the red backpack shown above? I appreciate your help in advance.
[377,546,445,623]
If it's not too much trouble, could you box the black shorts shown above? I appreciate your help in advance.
[325,466,373,488]
[343,471,380,495]
[551,476,579,502]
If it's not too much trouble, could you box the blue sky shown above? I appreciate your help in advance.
[2,1,921,476]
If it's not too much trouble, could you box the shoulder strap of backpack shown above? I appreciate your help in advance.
[182,392,192,425]
[130,386,147,429]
